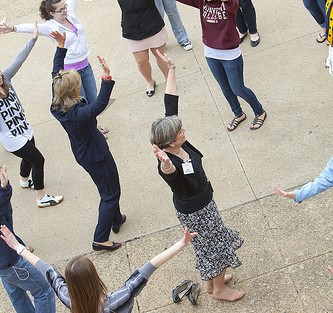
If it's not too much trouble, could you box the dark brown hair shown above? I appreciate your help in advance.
[65,255,107,313]
[39,0,62,20]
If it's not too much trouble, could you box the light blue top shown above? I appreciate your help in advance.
[293,157,333,203]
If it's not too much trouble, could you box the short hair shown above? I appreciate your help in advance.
[52,70,82,113]
[39,0,62,20]
[65,255,107,313]
[150,115,182,149]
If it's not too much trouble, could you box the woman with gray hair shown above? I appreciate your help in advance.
[150,58,245,301]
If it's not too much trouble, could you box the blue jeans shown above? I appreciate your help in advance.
[77,63,97,104]
[206,55,264,117]
[303,0,326,28]
[237,0,258,34]
[155,0,189,45]
[0,257,55,313]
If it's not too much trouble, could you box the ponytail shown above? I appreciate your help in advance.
[39,0,61,20]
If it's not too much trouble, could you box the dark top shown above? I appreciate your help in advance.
[51,47,114,165]
[117,0,165,40]
[158,141,213,214]
[0,184,24,270]
[177,0,240,49]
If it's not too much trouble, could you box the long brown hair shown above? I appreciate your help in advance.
[39,0,62,20]
[0,72,9,99]
[65,255,107,313]
[52,70,82,113]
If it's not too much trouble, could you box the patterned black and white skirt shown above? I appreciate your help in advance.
[176,199,243,281]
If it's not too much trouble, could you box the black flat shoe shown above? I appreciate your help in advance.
[112,214,127,234]
[92,241,121,251]
[186,283,201,305]
[250,33,260,47]
[146,81,156,97]
[172,280,192,303]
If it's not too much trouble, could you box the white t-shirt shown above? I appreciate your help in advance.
[0,87,33,152]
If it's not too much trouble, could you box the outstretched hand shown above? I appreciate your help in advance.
[180,229,197,248]
[97,56,111,77]
[153,144,170,163]
[0,225,20,251]
[0,17,10,34]
[156,49,175,69]
[50,31,66,48]
[0,165,8,188]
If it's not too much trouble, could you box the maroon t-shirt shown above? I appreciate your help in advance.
[177,0,240,50]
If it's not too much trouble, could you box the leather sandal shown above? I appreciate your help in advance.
[186,283,201,305]
[227,112,246,132]
[250,111,267,130]
[172,280,192,303]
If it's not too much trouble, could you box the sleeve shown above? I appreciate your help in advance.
[295,157,333,203]
[164,94,179,116]
[104,262,157,311]
[15,22,53,37]
[52,47,67,78]
[66,0,77,13]
[75,80,115,121]
[35,259,71,308]
[2,37,37,80]
[0,184,12,213]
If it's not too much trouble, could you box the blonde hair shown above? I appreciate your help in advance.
[150,115,182,149]
[65,255,107,313]
[0,72,9,99]
[52,70,82,113]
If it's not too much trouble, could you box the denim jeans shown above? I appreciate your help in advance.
[0,257,55,313]
[77,63,97,104]
[155,0,189,45]
[303,0,326,28]
[206,55,264,117]
[237,0,258,34]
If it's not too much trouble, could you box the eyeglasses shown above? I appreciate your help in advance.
[53,4,67,13]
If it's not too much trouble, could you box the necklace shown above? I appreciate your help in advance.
[176,148,184,157]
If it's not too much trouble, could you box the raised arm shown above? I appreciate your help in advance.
[2,22,38,80]
[156,50,179,116]
[50,31,67,78]
[150,229,197,268]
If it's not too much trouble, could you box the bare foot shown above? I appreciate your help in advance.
[207,280,213,294]
[224,273,233,284]
[212,286,245,301]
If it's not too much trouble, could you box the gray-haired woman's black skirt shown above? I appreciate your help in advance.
[176,199,243,280]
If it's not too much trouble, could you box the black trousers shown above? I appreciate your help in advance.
[12,137,45,190]
[237,0,258,34]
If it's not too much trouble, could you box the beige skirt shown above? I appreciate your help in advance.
[127,27,168,53]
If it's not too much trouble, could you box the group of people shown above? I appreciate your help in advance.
[0,0,332,312]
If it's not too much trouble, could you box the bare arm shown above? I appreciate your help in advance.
[150,229,197,268]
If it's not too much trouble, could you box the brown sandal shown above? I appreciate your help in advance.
[250,111,267,130]
[227,113,247,132]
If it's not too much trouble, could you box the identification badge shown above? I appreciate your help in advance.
[182,160,194,175]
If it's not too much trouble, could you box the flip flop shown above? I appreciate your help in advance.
[316,32,326,43]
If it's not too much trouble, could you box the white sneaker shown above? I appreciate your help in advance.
[37,194,63,208]
[181,40,193,51]
[20,179,34,189]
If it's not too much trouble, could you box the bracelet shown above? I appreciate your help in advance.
[17,245,26,255]
[162,163,173,171]
[168,65,176,69]
[11,25,15,32]
[101,75,112,81]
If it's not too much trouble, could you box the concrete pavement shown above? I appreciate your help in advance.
[1,0,333,312]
